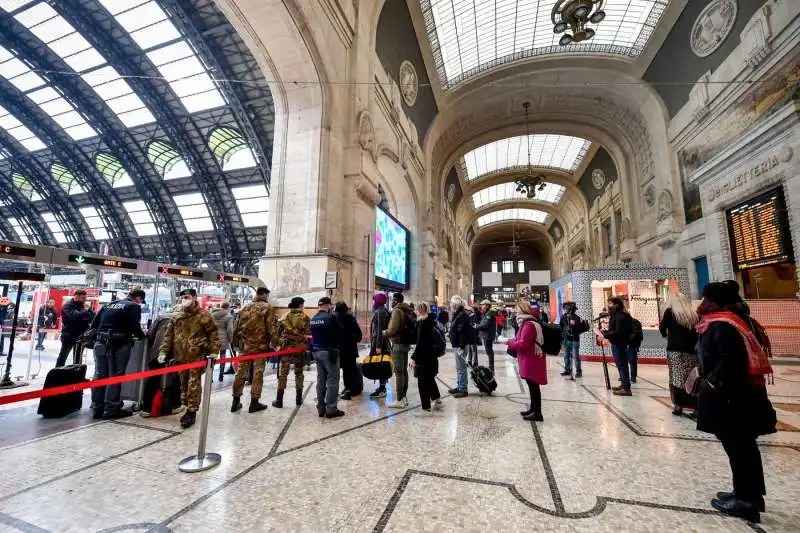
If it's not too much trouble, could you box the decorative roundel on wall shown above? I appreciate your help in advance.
[690,0,738,58]
[591,168,606,190]
[399,60,419,107]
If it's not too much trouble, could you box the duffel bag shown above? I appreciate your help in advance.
[361,353,393,381]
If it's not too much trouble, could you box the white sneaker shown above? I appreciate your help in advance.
[432,399,444,411]
[387,398,408,409]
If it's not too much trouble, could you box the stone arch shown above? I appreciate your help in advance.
[217,0,327,256]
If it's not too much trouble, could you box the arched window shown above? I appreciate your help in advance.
[51,163,85,195]
[208,126,256,170]
[95,152,133,188]
[12,172,42,201]
[147,139,191,180]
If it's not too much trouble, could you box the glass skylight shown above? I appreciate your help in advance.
[421,0,669,88]
[51,163,85,195]
[12,172,41,201]
[12,2,156,129]
[97,0,226,113]
[173,192,214,232]
[95,152,133,188]
[476,208,548,227]
[79,206,109,240]
[123,200,159,237]
[472,181,566,209]
[41,211,67,243]
[209,127,256,170]
[0,103,46,151]
[231,184,269,227]
[147,139,191,180]
[8,216,35,244]
[0,42,96,141]
[462,134,590,180]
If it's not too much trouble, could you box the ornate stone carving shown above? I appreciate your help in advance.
[689,71,712,123]
[643,185,656,209]
[399,60,418,107]
[354,179,381,206]
[690,0,737,58]
[741,5,773,68]
[779,145,794,163]
[377,184,390,212]
[591,168,606,190]
[620,217,632,240]
[657,190,674,223]
[357,110,375,154]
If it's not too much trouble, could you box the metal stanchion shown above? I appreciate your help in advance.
[178,357,221,473]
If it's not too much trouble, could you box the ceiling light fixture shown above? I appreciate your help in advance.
[552,0,606,47]
[509,224,520,257]
[514,102,548,200]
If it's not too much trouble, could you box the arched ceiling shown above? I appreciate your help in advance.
[470,221,553,266]
[0,0,275,273]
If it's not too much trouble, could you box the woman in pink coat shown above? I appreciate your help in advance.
[507,301,547,421]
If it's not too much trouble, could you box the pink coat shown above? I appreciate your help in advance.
[507,321,548,385]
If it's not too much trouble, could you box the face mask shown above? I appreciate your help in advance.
[179,299,193,309]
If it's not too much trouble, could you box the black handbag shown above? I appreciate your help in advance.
[506,346,517,358]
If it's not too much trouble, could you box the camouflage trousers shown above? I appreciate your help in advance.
[277,353,305,392]
[233,358,266,400]
[179,368,204,411]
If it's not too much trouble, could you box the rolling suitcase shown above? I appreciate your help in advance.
[459,351,497,395]
[37,364,88,418]
[121,338,148,410]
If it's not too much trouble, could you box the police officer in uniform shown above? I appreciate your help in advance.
[309,297,346,418]
[90,289,146,419]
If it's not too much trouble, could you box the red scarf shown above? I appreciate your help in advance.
[696,311,773,385]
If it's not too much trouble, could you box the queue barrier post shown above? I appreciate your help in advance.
[178,357,221,473]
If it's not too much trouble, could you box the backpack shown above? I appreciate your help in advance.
[399,312,417,345]
[537,322,563,355]
[629,318,644,347]
[748,316,772,357]
[431,325,446,357]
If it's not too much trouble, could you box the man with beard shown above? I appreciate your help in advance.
[158,289,220,428]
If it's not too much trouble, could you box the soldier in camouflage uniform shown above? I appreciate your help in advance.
[158,289,220,429]
[231,287,275,413]
[272,297,310,408]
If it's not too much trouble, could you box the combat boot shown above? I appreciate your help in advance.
[272,390,284,409]
[180,410,196,429]
[296,389,303,406]
[249,399,268,413]
[231,396,242,412]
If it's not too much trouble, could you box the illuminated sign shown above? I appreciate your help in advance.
[0,244,36,258]
[218,274,250,283]
[68,254,137,270]
[727,187,794,271]
[0,271,46,282]
[160,265,204,279]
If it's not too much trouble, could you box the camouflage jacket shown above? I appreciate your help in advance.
[233,297,276,355]
[159,302,220,362]
[279,309,310,349]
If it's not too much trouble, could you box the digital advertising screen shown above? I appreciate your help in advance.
[375,207,410,290]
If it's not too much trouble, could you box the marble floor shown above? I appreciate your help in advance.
[0,344,799,533]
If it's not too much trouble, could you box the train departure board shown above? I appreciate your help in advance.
[726,187,794,271]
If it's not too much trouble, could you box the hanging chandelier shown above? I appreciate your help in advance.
[552,0,607,47]
[514,102,547,200]
[509,224,521,257]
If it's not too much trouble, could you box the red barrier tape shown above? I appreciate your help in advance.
[0,345,307,406]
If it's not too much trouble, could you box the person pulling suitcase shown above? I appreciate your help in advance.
[90,289,146,420]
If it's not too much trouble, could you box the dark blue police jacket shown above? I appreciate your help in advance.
[309,310,342,351]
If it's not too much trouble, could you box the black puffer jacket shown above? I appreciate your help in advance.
[449,307,470,348]
[370,306,390,355]
[412,313,439,375]
[60,300,94,339]
[696,320,776,437]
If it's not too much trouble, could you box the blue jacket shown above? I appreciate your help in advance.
[309,310,345,351]
[91,298,144,340]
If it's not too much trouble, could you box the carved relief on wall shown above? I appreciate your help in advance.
[591,168,606,190]
[620,217,632,240]
[657,190,674,222]
[643,185,656,209]
[357,110,375,154]
[690,0,738,58]
[399,60,419,107]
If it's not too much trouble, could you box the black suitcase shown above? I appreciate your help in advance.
[37,364,88,418]
[470,365,497,395]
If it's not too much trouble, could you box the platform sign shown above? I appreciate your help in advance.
[727,187,794,271]
[68,254,137,271]
[218,273,249,284]
[160,265,204,279]
[0,244,36,259]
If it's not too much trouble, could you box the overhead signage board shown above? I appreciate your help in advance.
[160,265,204,279]
[68,254,138,271]
[0,271,47,282]
[727,187,794,271]
[218,273,250,284]
[0,243,36,259]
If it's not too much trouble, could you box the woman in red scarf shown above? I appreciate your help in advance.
[696,282,776,524]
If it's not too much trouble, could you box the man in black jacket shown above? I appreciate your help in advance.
[56,290,94,367]
[602,297,633,396]
[559,302,584,378]
[476,300,497,371]
[448,296,470,398]
[335,301,363,400]
[35,299,58,350]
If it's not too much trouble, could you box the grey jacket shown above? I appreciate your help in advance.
[211,308,234,350]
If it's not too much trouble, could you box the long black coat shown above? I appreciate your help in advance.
[411,313,438,376]
[336,311,363,361]
[370,306,390,355]
[696,321,776,437]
